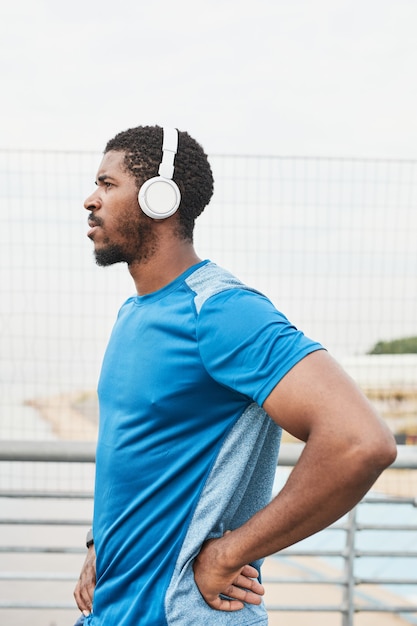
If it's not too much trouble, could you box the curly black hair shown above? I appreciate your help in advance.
[104,125,214,241]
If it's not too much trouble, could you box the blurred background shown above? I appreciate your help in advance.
[0,1,416,624]
[1,0,417,157]
[1,0,416,443]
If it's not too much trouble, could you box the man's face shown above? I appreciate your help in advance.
[84,150,157,266]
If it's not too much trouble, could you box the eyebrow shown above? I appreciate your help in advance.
[97,174,116,183]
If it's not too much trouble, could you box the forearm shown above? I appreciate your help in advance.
[217,434,393,570]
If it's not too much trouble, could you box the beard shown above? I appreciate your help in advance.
[92,219,158,267]
[94,243,131,267]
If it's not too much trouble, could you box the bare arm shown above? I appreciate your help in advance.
[194,350,397,609]
[74,544,96,616]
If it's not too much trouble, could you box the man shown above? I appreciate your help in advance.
[74,125,396,625]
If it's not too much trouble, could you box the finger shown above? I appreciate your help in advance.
[235,573,265,596]
[223,583,263,606]
[206,595,245,612]
[74,584,87,613]
[74,581,93,613]
[84,584,94,612]
[240,564,261,579]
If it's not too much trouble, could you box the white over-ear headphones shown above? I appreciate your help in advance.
[138,127,181,220]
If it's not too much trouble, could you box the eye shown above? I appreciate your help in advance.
[96,179,113,189]
[95,176,115,189]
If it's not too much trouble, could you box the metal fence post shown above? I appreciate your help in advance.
[342,507,357,626]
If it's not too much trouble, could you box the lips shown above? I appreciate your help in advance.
[87,226,98,239]
[87,215,103,239]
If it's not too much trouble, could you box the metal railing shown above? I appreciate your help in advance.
[1,441,417,625]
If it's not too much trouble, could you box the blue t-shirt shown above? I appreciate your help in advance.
[87,261,323,625]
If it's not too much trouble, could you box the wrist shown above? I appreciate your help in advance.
[208,531,244,573]
[220,527,261,571]
[86,528,94,549]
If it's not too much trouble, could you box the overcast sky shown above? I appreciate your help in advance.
[1,0,416,158]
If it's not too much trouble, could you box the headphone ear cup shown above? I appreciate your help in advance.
[138,176,181,220]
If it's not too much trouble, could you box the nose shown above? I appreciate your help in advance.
[84,188,102,211]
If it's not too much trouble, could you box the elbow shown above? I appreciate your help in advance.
[356,426,397,478]
[379,433,398,469]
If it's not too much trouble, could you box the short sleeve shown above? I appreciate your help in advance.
[196,288,324,406]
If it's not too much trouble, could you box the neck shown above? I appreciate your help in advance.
[128,239,201,295]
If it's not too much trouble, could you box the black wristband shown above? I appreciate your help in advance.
[86,528,94,549]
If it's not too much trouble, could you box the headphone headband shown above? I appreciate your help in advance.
[138,127,181,220]
[158,128,178,179]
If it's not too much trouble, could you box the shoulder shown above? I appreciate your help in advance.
[185,262,265,314]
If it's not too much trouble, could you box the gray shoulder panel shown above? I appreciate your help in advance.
[185,262,259,314]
